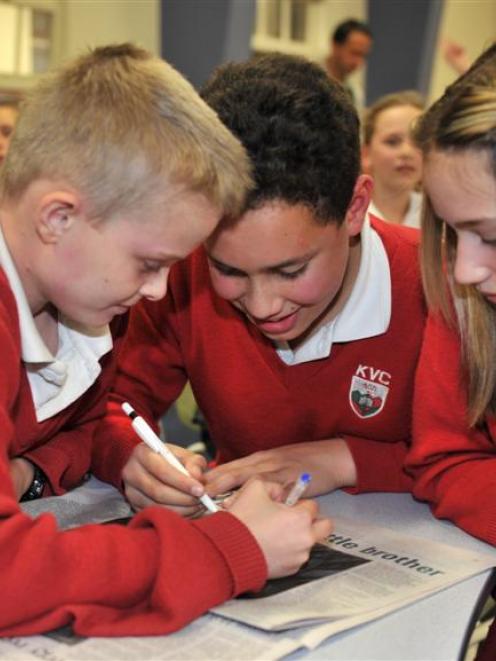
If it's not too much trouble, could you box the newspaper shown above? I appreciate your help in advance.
[213,515,496,632]
[13,478,496,661]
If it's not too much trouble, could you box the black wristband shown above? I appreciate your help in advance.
[20,464,47,502]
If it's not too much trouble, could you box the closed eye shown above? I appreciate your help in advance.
[210,260,246,278]
[480,236,496,246]
[142,260,165,274]
[277,263,309,280]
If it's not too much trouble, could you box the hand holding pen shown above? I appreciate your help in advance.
[285,473,312,506]
[122,402,219,514]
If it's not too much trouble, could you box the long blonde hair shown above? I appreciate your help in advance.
[413,43,496,425]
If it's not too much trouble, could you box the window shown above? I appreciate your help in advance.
[252,0,323,58]
[0,1,56,76]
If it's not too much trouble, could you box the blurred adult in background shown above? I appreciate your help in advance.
[324,18,373,110]
[0,98,19,165]
[362,91,424,228]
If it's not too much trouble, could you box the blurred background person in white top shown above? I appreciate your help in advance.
[324,19,373,111]
[362,91,424,228]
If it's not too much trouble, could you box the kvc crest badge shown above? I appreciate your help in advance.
[349,365,391,419]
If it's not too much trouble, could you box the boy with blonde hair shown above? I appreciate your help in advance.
[0,43,330,637]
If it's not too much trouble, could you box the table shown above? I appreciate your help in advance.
[294,489,496,660]
[21,480,496,661]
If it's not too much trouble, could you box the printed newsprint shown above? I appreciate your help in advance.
[3,478,493,661]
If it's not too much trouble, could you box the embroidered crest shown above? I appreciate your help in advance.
[349,375,389,419]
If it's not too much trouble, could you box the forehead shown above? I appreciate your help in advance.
[110,190,221,255]
[207,201,341,265]
[374,105,422,134]
[343,31,372,54]
[424,149,496,221]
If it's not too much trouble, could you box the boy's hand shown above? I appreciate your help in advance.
[204,439,357,498]
[228,479,333,578]
[10,457,35,500]
[122,442,208,516]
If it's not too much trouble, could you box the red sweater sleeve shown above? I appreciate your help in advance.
[406,312,496,544]
[1,492,266,636]
[344,435,413,493]
[0,307,267,635]
[93,298,188,486]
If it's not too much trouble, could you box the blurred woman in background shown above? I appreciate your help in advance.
[362,91,424,228]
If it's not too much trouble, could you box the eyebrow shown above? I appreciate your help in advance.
[208,250,316,273]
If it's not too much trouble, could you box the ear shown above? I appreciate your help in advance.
[35,190,82,244]
[344,174,373,238]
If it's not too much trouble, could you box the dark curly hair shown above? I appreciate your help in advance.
[201,53,360,225]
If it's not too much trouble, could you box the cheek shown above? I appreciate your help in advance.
[209,272,245,301]
[289,268,343,305]
[370,147,393,171]
[377,147,395,165]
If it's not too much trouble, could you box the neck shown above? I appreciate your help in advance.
[325,55,345,83]
[371,185,412,225]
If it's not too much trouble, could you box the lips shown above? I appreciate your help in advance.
[255,310,299,335]
[396,165,416,174]
[479,292,496,304]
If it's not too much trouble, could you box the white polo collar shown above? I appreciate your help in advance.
[0,226,112,420]
[368,192,422,229]
[275,218,391,365]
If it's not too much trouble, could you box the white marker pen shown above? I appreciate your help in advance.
[285,473,312,506]
[122,402,219,514]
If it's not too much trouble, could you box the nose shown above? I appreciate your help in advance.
[399,138,417,157]
[454,234,492,286]
[140,268,169,302]
[242,280,284,320]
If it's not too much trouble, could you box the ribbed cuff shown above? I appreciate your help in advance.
[193,512,267,596]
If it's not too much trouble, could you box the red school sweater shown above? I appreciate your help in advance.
[99,217,426,493]
[406,311,496,545]
[0,269,266,636]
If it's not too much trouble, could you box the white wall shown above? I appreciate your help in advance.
[429,0,496,102]
[59,0,160,62]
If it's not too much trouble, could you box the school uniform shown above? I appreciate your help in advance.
[0,228,266,636]
[406,311,496,545]
[101,216,426,493]
[368,191,423,229]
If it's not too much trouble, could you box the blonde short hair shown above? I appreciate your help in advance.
[362,90,424,146]
[0,44,251,220]
[413,43,496,425]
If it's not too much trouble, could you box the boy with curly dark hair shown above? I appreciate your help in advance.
[100,53,426,515]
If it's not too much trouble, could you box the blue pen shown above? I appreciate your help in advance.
[285,473,312,506]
